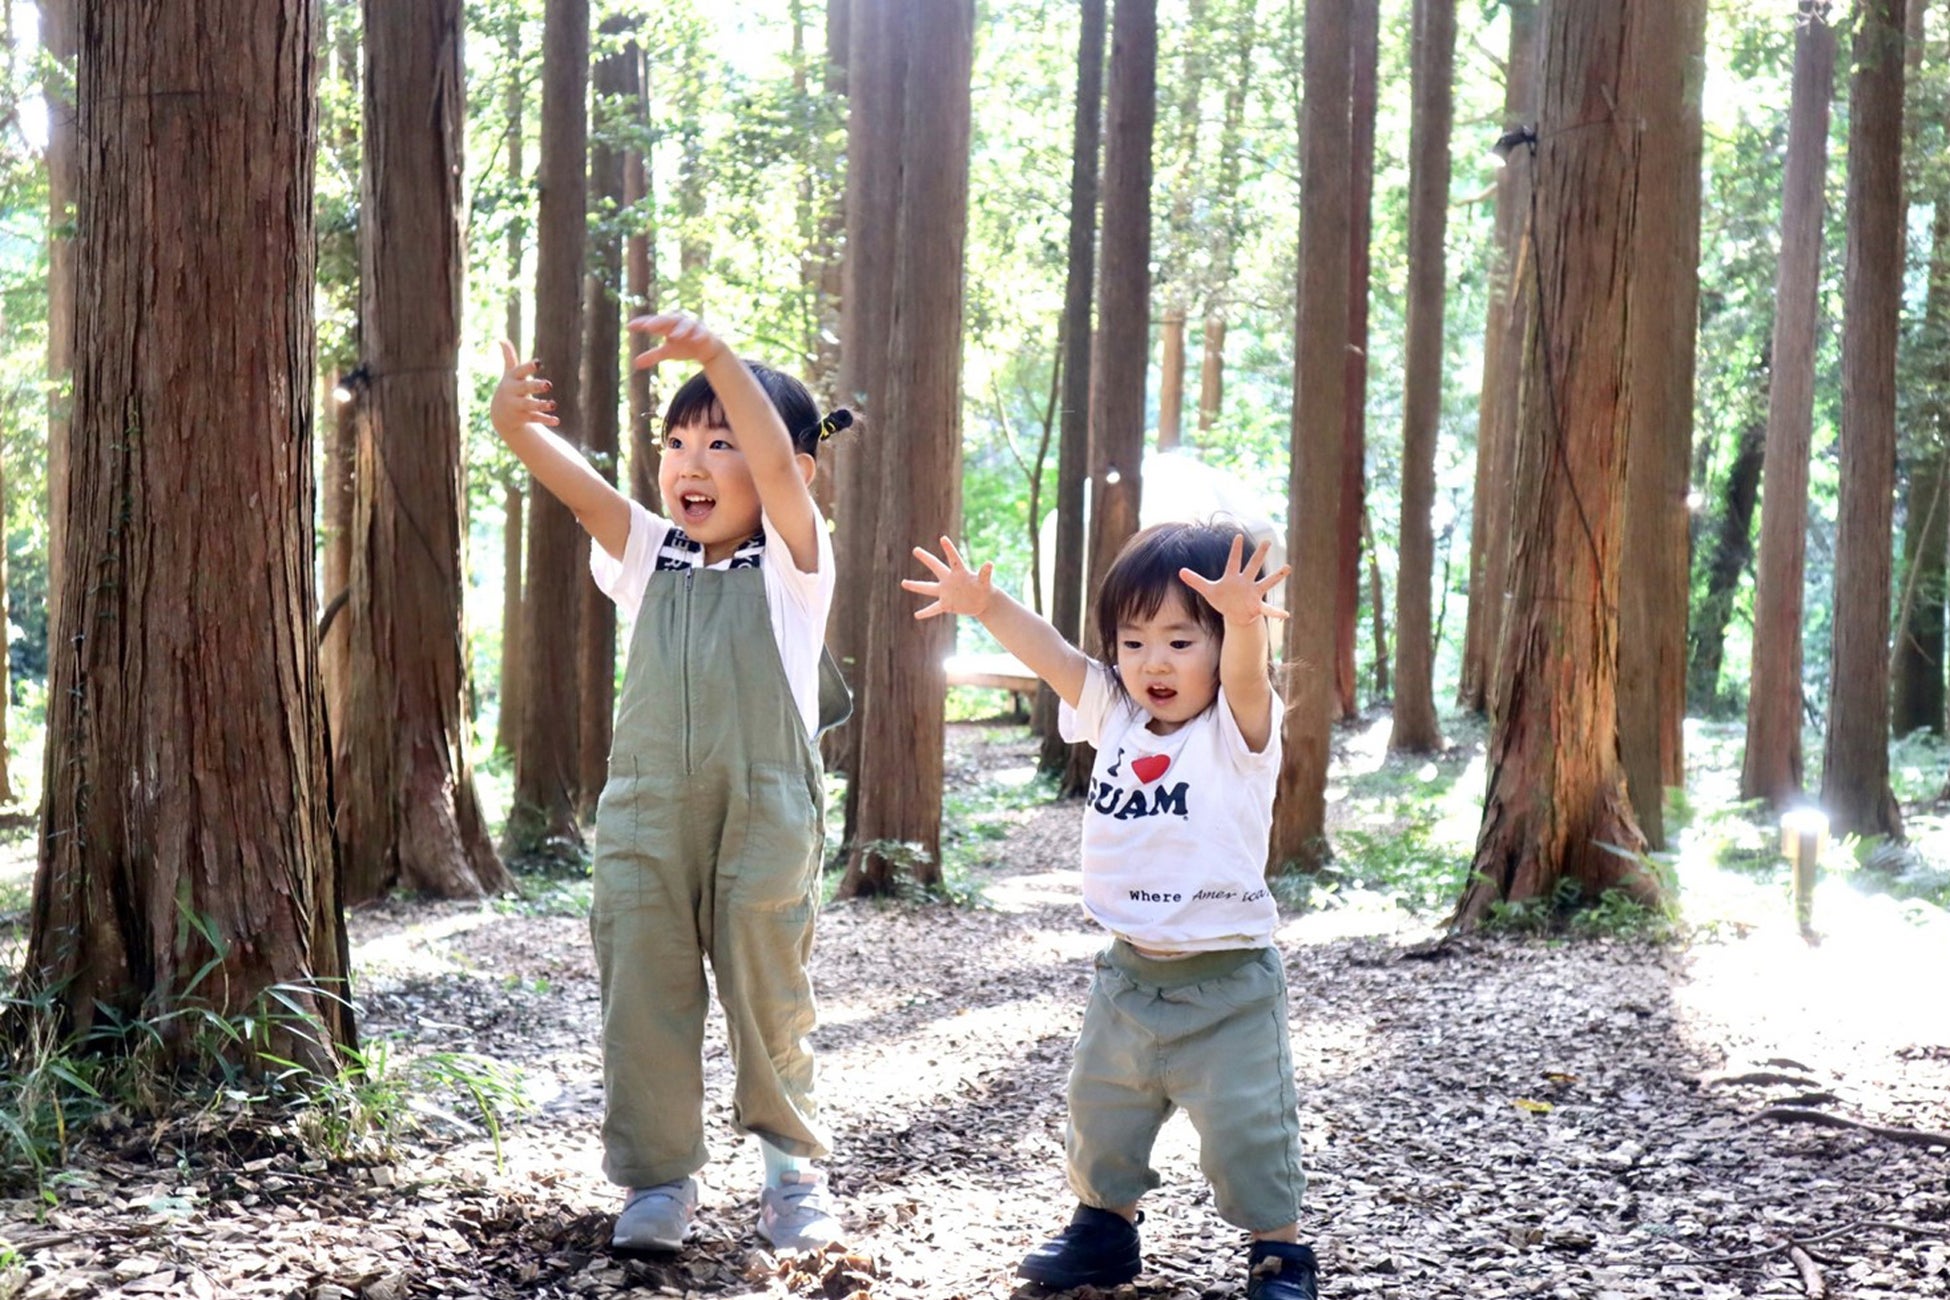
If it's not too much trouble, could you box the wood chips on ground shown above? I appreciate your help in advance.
[5,727,1949,1299]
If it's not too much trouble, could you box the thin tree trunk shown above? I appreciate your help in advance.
[837,0,972,897]
[1822,0,1907,840]
[496,483,525,755]
[29,0,350,1067]
[1363,502,1388,699]
[1197,314,1226,435]
[44,0,77,716]
[1742,6,1835,808]
[1157,306,1186,450]
[1334,0,1380,721]
[513,0,590,851]
[1454,0,1657,928]
[829,0,907,785]
[1388,0,1455,755]
[1061,0,1155,801]
[1459,0,1539,714]
[1892,172,1950,736]
[1272,0,1353,874]
[322,376,359,755]
[626,40,661,512]
[342,0,508,901]
[1688,408,1765,711]
[578,26,631,816]
[1617,0,1707,850]
[1039,0,1108,786]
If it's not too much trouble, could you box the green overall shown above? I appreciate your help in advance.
[589,557,849,1189]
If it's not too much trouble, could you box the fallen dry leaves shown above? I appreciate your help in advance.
[4,727,1948,1299]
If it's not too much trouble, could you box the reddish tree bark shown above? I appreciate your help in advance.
[1388,0,1456,755]
[512,0,590,851]
[1617,0,1706,850]
[1454,0,1659,927]
[838,0,973,896]
[1742,4,1836,808]
[1821,0,1907,840]
[44,0,76,693]
[1038,0,1107,787]
[1459,0,1539,714]
[1272,0,1353,873]
[341,0,508,901]
[1334,0,1380,721]
[28,0,350,1067]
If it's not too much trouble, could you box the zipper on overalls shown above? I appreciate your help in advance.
[682,566,695,775]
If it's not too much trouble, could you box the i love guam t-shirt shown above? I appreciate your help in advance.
[1058,662,1284,953]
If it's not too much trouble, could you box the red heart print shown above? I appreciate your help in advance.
[1131,754,1170,784]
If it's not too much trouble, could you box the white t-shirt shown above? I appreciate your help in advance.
[1058,661,1284,952]
[589,501,836,739]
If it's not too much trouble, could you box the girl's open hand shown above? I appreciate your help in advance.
[1178,535,1290,625]
[628,312,729,370]
[903,537,995,620]
[490,340,557,435]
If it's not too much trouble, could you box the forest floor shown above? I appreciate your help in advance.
[4,717,1950,1300]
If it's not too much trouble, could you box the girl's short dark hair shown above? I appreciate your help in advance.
[660,361,852,458]
[1093,520,1253,667]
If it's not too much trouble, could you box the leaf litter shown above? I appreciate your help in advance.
[4,727,1949,1299]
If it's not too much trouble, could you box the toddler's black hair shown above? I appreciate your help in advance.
[1094,519,1254,671]
[660,360,855,457]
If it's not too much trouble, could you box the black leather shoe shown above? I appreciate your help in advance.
[1016,1205,1143,1288]
[1245,1240,1319,1300]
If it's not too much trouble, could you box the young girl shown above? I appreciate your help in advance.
[490,315,853,1255]
[904,522,1320,1300]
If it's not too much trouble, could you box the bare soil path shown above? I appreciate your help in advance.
[6,727,1950,1299]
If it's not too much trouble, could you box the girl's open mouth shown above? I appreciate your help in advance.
[1145,685,1177,703]
[680,492,716,524]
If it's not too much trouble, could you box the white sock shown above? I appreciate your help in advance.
[760,1138,811,1187]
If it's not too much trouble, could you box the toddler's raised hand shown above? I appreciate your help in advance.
[490,339,556,436]
[1178,535,1290,626]
[628,312,729,370]
[903,537,995,620]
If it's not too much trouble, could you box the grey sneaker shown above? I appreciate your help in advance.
[613,1177,698,1251]
[756,1170,842,1252]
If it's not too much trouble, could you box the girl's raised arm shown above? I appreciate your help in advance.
[905,538,1092,709]
[1176,535,1289,753]
[488,340,634,559]
[630,314,822,573]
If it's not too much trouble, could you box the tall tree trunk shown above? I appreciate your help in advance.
[28,0,350,1067]
[1459,0,1539,713]
[578,25,631,816]
[1197,315,1226,435]
[322,376,359,748]
[1388,0,1455,755]
[1334,0,1379,721]
[1823,0,1908,840]
[1157,306,1186,450]
[829,0,907,784]
[342,0,508,901]
[626,40,661,512]
[496,22,526,759]
[1038,0,1108,786]
[1272,0,1353,873]
[837,0,973,897]
[496,483,525,755]
[513,0,590,851]
[1688,407,1765,710]
[1454,0,1658,928]
[1065,0,1159,805]
[1742,5,1835,808]
[1617,0,1706,851]
[44,0,77,716]
[1892,114,1949,737]
[1194,0,1257,441]
[810,0,849,419]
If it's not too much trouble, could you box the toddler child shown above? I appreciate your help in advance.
[903,522,1320,1299]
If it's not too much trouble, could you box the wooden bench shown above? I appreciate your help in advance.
[942,651,1040,718]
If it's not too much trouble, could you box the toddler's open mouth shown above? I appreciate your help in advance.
[680,492,716,524]
[1145,685,1177,703]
